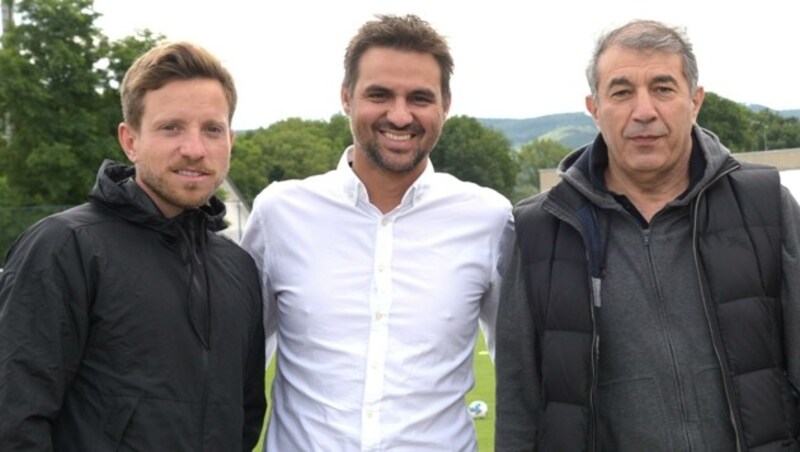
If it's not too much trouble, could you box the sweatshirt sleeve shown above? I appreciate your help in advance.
[0,221,89,451]
[780,186,800,392]
[494,233,541,452]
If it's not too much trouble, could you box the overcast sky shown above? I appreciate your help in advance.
[89,0,799,131]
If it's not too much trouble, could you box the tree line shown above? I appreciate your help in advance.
[2,0,800,258]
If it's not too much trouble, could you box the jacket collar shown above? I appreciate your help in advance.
[88,159,228,235]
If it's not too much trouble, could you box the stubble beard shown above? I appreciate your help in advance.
[137,165,222,212]
[363,141,430,175]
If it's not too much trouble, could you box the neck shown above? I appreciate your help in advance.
[351,152,425,214]
[605,166,689,223]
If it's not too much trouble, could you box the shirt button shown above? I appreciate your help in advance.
[378,264,385,272]
[375,312,383,320]
[381,218,390,226]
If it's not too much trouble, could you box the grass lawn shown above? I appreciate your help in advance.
[254,333,496,451]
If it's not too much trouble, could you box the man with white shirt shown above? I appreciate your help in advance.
[241,13,514,451]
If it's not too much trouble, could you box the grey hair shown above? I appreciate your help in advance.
[586,19,699,101]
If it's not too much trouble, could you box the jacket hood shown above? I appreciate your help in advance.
[88,159,228,235]
[557,125,738,207]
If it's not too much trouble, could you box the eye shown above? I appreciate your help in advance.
[366,91,388,101]
[206,124,225,134]
[609,89,631,99]
[410,93,434,105]
[159,123,181,134]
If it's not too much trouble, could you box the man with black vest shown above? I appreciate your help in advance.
[495,19,800,451]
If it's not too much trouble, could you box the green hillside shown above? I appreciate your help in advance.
[478,113,597,149]
[479,107,800,150]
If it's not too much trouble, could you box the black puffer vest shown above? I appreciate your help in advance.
[516,161,799,451]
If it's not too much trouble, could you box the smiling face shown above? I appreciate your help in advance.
[586,45,704,188]
[118,78,234,218]
[341,47,450,181]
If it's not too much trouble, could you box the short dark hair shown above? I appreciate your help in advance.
[343,14,453,105]
[120,41,237,130]
[586,19,699,101]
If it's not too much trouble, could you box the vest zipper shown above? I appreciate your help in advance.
[691,164,743,452]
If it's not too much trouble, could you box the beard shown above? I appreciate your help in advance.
[358,119,440,174]
[362,141,430,174]
[136,164,222,213]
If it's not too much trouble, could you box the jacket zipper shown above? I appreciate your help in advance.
[641,227,694,450]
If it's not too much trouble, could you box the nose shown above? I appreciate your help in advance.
[386,99,413,128]
[179,128,207,160]
[632,91,658,123]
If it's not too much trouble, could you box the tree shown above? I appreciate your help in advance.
[513,138,571,202]
[0,0,112,203]
[751,108,800,151]
[432,115,517,200]
[696,92,800,152]
[696,92,757,152]
[230,115,351,204]
[0,0,162,257]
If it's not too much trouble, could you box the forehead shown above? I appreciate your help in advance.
[355,47,442,92]
[597,45,686,85]
[141,78,230,121]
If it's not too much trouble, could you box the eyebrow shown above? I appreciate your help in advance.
[651,74,679,85]
[607,76,633,91]
[607,74,679,90]
[362,84,438,98]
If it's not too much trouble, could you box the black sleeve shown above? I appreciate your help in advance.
[0,220,90,451]
[495,236,540,452]
[241,273,266,451]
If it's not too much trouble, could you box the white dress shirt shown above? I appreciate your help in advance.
[241,147,514,451]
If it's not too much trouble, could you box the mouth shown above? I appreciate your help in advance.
[382,131,414,141]
[628,134,663,143]
[174,168,211,180]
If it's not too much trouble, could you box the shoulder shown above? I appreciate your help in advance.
[250,171,338,212]
[12,203,108,248]
[724,161,781,202]
[430,173,511,214]
[3,203,108,275]
[513,190,550,225]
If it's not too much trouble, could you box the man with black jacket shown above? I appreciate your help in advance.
[0,42,265,450]
[495,20,800,451]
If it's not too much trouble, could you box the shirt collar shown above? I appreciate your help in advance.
[337,146,434,209]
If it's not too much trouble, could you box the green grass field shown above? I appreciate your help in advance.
[254,334,496,451]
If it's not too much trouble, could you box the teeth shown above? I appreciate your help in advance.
[385,132,412,141]
[177,170,203,177]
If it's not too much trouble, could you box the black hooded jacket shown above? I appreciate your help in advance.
[0,160,266,451]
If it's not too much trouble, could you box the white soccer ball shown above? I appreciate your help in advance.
[468,400,489,419]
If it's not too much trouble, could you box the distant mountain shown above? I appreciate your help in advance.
[480,108,800,150]
[478,113,597,149]
[746,104,800,119]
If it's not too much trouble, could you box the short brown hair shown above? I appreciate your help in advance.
[343,14,453,105]
[120,41,237,130]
